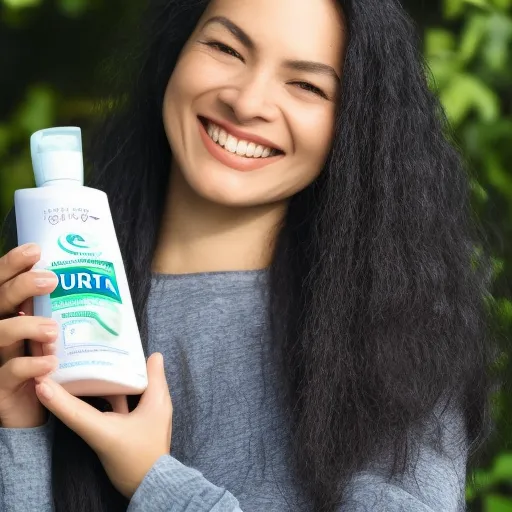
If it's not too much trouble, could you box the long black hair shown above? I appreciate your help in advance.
[12,0,500,511]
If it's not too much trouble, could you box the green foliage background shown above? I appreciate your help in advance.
[0,0,511,509]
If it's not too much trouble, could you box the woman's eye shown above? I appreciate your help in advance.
[204,41,243,61]
[291,81,328,99]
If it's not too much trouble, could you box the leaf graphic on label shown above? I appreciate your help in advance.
[81,213,89,222]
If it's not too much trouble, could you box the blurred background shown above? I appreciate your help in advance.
[0,0,511,509]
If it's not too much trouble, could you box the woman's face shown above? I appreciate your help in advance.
[163,0,345,207]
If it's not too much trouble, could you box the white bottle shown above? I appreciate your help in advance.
[14,126,148,396]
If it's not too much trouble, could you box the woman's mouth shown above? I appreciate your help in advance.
[201,118,281,159]
[197,117,285,172]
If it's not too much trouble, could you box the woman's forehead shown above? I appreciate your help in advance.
[199,0,346,71]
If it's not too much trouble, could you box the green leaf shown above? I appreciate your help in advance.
[2,0,42,8]
[491,453,512,481]
[470,178,489,202]
[58,0,89,17]
[464,0,493,9]
[466,481,478,501]
[426,28,457,57]
[491,256,505,279]
[492,0,512,9]
[497,299,512,326]
[484,494,512,512]
[427,59,459,88]
[425,28,462,89]
[13,85,56,134]
[483,13,512,70]
[440,73,499,125]
[459,14,488,63]
[445,0,492,17]
[445,0,465,18]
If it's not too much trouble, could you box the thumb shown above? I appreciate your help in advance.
[137,353,169,411]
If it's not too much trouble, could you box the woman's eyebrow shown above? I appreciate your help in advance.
[283,60,340,84]
[201,15,340,84]
[201,16,254,50]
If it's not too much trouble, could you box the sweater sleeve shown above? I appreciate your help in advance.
[0,416,55,512]
[128,455,243,512]
[128,399,467,512]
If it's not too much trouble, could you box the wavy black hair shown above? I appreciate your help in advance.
[3,0,499,511]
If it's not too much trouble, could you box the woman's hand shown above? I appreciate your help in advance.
[0,243,60,428]
[35,352,173,499]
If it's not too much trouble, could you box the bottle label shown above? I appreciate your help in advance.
[33,226,134,361]
[50,258,126,350]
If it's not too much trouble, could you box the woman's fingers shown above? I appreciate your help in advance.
[0,244,41,288]
[0,355,59,393]
[0,270,57,316]
[104,395,130,414]
[0,316,58,364]
[0,316,58,348]
[20,300,50,358]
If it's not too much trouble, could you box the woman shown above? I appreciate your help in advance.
[0,0,496,511]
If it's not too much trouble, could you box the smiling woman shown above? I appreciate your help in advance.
[0,0,496,511]
[160,1,343,214]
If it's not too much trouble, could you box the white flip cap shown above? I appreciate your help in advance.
[30,127,84,187]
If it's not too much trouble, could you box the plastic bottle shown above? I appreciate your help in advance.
[14,126,148,396]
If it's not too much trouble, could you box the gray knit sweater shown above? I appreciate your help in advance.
[0,270,468,511]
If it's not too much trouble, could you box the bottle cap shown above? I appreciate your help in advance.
[30,127,84,187]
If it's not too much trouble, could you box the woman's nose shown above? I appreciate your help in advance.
[217,72,279,124]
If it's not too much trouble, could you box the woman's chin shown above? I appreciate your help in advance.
[182,171,268,208]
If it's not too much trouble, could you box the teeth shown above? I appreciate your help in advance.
[226,135,238,153]
[205,121,278,158]
[218,129,227,147]
[236,140,248,155]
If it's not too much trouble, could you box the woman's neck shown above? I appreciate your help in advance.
[152,167,286,275]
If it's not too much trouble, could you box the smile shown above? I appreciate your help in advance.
[205,120,279,158]
[197,117,285,172]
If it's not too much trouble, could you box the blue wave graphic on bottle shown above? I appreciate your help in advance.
[58,232,102,257]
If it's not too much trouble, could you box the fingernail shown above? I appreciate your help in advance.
[34,273,58,287]
[35,279,54,288]
[40,322,59,338]
[41,319,58,326]
[22,244,40,257]
[36,382,54,400]
[45,343,57,354]
[31,268,56,275]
